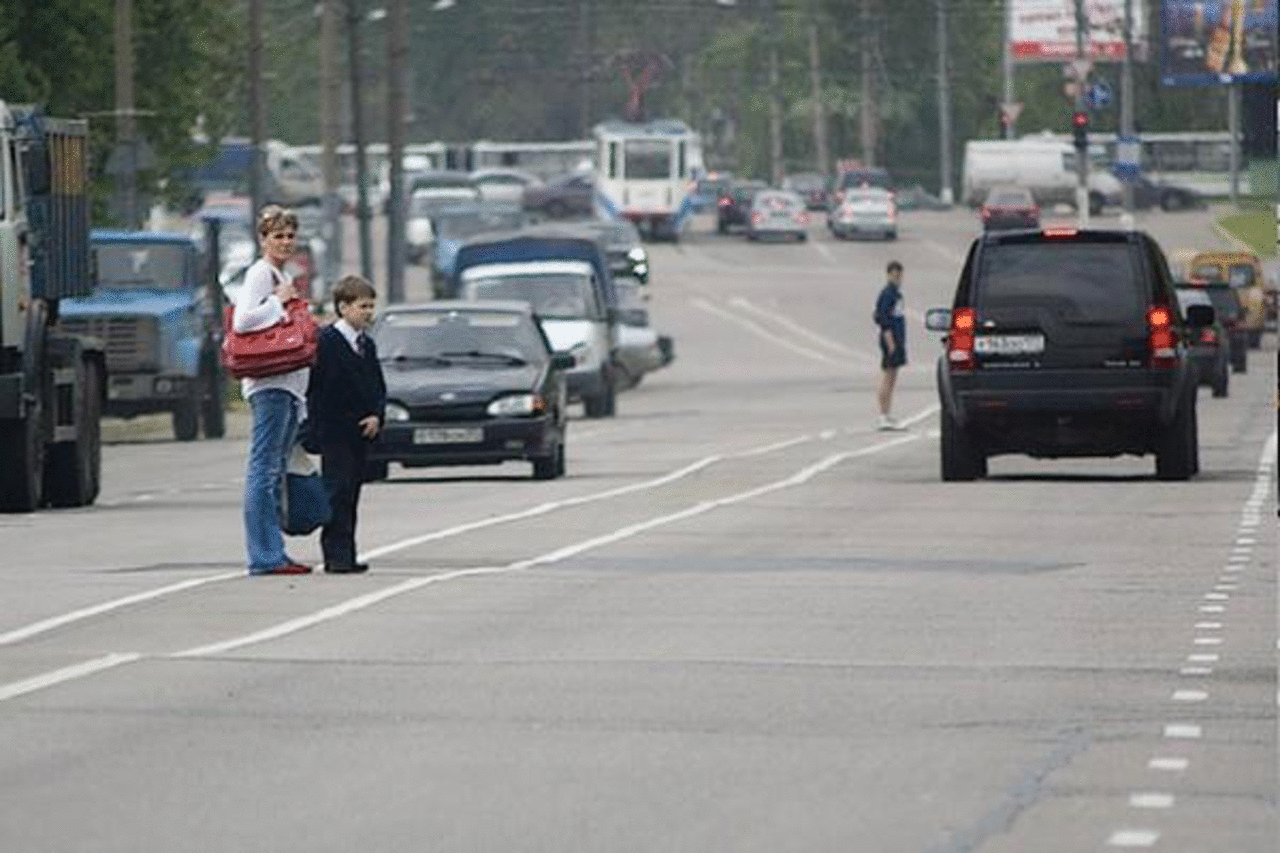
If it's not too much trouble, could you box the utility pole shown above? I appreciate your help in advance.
[1073,0,1090,227]
[1002,0,1015,139]
[248,0,266,222]
[766,0,783,184]
[859,0,876,167]
[386,0,408,303]
[936,0,954,204]
[113,0,139,229]
[579,0,595,135]
[320,0,342,289]
[807,4,829,176]
[346,0,373,281]
[1120,0,1134,215]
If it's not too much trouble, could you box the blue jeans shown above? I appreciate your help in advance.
[244,389,300,573]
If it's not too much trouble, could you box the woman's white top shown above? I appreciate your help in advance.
[231,258,310,402]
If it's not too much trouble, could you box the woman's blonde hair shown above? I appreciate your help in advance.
[256,204,298,238]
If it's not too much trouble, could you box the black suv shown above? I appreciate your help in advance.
[717,179,768,233]
[925,229,1214,481]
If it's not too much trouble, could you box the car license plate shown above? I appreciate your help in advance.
[974,333,1045,355]
[413,427,483,444]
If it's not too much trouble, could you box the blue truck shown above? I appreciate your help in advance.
[58,230,225,441]
[0,102,107,511]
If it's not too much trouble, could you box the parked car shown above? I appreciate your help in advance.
[980,185,1040,232]
[827,186,897,240]
[470,167,543,205]
[746,189,810,241]
[522,171,595,219]
[59,231,225,441]
[1175,285,1230,397]
[716,179,768,233]
[366,301,574,481]
[925,228,1211,481]
[781,172,833,210]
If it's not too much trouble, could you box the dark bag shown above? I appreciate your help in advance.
[222,298,319,379]
[279,442,331,536]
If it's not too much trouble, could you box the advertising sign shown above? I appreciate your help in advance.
[1011,0,1148,61]
[1161,0,1278,85]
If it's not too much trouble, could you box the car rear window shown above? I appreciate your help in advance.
[988,190,1032,206]
[976,242,1144,321]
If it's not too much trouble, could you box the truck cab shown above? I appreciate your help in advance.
[58,231,224,440]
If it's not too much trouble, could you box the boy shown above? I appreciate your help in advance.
[874,260,907,431]
[306,275,387,573]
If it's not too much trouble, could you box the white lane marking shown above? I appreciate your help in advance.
[1227,553,1250,562]
[690,297,847,365]
[1148,757,1189,771]
[1187,653,1219,663]
[1213,583,1238,591]
[1172,689,1209,702]
[1194,621,1223,629]
[728,297,870,359]
[1204,592,1230,601]
[0,653,141,702]
[922,239,965,264]
[1129,793,1175,809]
[1107,829,1160,847]
[0,572,241,646]
[1193,637,1223,646]
[167,432,920,658]
[1223,564,1245,572]
[1199,605,1226,613]
[1236,536,1257,545]
[1180,666,1214,676]
[1164,724,1202,739]
[810,238,835,261]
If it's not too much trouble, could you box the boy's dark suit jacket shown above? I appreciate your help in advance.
[306,324,387,449]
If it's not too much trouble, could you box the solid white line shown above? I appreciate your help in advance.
[0,652,141,702]
[690,297,847,365]
[173,432,921,658]
[1148,757,1189,771]
[0,572,242,646]
[1107,829,1159,847]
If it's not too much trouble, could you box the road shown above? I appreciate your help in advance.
[2,206,1275,852]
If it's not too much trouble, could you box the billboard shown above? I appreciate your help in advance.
[1161,0,1278,85]
[1011,0,1148,62]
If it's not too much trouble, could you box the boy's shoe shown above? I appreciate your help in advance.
[324,562,369,574]
[252,562,312,576]
[877,415,906,431]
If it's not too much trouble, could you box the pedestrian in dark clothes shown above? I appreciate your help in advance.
[874,260,907,430]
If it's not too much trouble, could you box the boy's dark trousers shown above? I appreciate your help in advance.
[319,437,367,568]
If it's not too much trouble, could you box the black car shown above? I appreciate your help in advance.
[366,301,575,480]
[980,185,1040,231]
[538,218,649,283]
[833,166,894,203]
[1181,279,1248,374]
[1127,175,1205,212]
[781,172,833,210]
[1175,285,1230,397]
[716,179,768,233]
[925,228,1213,481]
[522,172,595,219]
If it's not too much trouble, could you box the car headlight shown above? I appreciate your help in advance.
[627,246,647,262]
[487,394,542,416]
[384,402,410,422]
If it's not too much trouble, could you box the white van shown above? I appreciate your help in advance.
[962,138,1121,214]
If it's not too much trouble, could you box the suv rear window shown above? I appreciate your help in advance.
[976,242,1144,321]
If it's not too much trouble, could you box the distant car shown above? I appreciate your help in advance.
[470,167,543,205]
[1179,278,1248,374]
[426,202,528,293]
[833,166,894,204]
[690,171,734,211]
[827,186,896,240]
[980,185,1040,232]
[1175,285,1230,397]
[894,184,951,211]
[1126,174,1205,212]
[746,189,809,241]
[387,168,479,216]
[781,172,833,210]
[366,301,575,481]
[538,217,649,284]
[1189,251,1267,348]
[522,172,595,219]
[716,179,767,233]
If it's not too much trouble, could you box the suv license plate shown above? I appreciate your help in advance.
[974,334,1045,355]
[414,427,483,444]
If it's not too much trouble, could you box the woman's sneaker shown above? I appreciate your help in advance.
[877,414,906,431]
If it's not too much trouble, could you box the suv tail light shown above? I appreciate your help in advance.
[947,307,977,370]
[1198,327,1218,344]
[1147,305,1177,368]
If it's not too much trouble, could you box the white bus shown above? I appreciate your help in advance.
[1028,131,1250,196]
[593,119,703,242]
[469,139,594,180]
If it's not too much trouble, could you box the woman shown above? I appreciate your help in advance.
[233,205,312,575]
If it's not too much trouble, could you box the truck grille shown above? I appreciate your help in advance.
[59,316,159,372]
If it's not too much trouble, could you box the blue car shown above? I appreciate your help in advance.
[427,202,527,298]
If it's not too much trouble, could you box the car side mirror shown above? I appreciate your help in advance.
[924,308,952,331]
[1185,304,1214,326]
[550,352,576,371]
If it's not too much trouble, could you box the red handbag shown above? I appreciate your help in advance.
[221,298,319,379]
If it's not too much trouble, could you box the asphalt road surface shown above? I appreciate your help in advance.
[2,205,1275,852]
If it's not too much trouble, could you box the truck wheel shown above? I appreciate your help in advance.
[172,389,200,442]
[1155,393,1196,481]
[45,355,102,508]
[941,407,985,481]
[0,301,51,511]
[582,368,616,418]
[201,367,226,439]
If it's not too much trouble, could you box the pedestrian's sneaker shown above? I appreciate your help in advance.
[877,414,906,431]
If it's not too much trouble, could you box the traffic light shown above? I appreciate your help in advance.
[1072,111,1089,152]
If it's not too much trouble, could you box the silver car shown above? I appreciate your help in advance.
[746,190,810,242]
[828,187,897,240]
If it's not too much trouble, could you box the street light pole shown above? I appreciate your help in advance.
[346,0,373,281]
[1073,0,1090,227]
[936,0,954,205]
[386,0,408,303]
[248,0,266,222]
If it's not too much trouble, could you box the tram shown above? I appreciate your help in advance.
[592,119,703,242]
